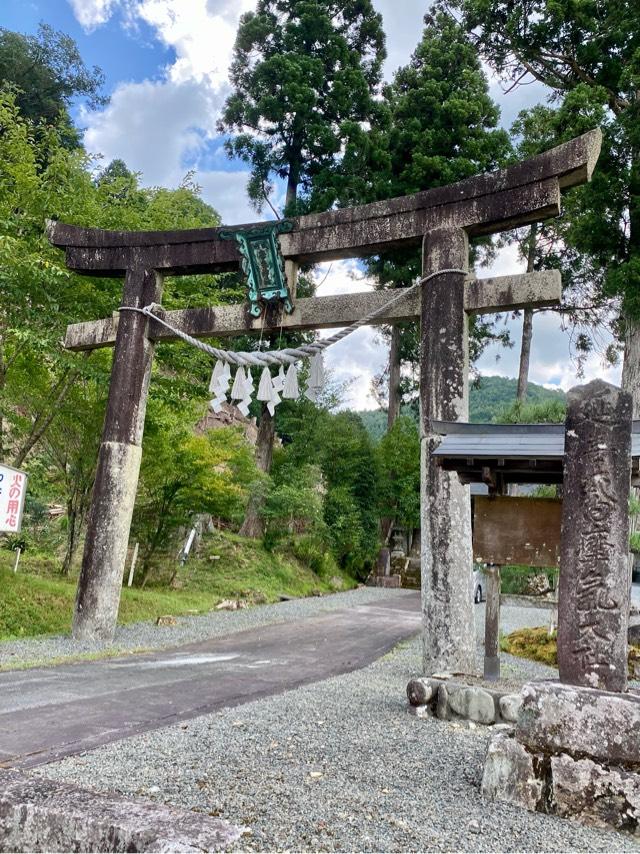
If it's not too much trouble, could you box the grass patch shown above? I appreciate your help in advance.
[0,529,357,641]
[502,626,640,676]
[501,627,558,666]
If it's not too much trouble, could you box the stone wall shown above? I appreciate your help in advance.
[482,682,640,835]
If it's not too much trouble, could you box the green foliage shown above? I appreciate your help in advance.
[472,376,565,423]
[262,460,325,548]
[501,627,558,667]
[494,398,567,425]
[288,533,339,580]
[499,565,558,595]
[218,0,386,213]
[331,10,513,407]
[275,403,381,575]
[0,24,106,148]
[356,375,567,441]
[448,0,640,350]
[132,407,257,577]
[504,625,640,678]
[377,416,420,530]
[0,528,354,642]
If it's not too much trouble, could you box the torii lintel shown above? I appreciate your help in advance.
[47,129,601,275]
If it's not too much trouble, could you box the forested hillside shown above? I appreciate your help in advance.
[357,375,566,441]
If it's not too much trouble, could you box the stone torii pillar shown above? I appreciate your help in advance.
[48,130,601,649]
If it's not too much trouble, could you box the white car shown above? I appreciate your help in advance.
[473,569,484,604]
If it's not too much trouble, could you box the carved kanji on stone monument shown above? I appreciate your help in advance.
[558,379,632,692]
[49,130,602,667]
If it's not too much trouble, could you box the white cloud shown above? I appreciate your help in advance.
[197,170,255,224]
[82,77,216,183]
[134,0,254,86]
[71,0,257,221]
[314,261,385,410]
[68,0,120,31]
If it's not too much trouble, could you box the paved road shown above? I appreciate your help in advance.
[0,592,421,769]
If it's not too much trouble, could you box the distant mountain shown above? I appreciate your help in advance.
[355,375,566,441]
[469,375,565,423]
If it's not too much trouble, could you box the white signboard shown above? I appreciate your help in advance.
[0,464,28,534]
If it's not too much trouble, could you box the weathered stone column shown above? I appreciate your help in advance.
[558,379,632,692]
[420,227,475,675]
[484,565,501,681]
[73,267,162,642]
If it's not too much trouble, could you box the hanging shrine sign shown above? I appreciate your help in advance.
[0,464,28,534]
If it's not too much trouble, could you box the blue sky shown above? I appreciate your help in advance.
[0,0,620,408]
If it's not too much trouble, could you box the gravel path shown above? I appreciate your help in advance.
[37,596,638,853]
[0,586,395,669]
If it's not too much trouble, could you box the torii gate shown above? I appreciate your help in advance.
[48,129,601,674]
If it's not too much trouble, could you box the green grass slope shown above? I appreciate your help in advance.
[0,529,354,641]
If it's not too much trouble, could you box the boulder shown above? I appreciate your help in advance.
[499,693,523,723]
[517,682,640,768]
[481,733,544,811]
[407,678,435,707]
[0,768,243,852]
[436,684,451,721]
[551,753,640,834]
[448,686,496,725]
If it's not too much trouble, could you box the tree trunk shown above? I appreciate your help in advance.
[285,169,299,213]
[516,224,538,404]
[622,314,640,418]
[13,367,79,468]
[61,501,78,575]
[387,325,401,430]
[516,309,534,403]
[623,145,640,417]
[240,404,275,538]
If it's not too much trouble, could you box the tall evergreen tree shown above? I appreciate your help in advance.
[218,0,386,215]
[331,11,511,425]
[446,0,640,412]
[219,0,386,536]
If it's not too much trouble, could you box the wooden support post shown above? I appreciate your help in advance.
[420,227,476,675]
[127,542,139,588]
[13,547,21,574]
[484,565,501,681]
[73,268,162,642]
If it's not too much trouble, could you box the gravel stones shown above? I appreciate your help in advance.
[37,627,638,852]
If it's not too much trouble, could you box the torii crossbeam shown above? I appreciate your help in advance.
[49,130,601,669]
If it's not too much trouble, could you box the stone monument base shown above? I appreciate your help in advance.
[482,682,640,835]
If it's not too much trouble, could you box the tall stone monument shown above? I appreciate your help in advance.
[558,379,632,692]
[481,380,640,834]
